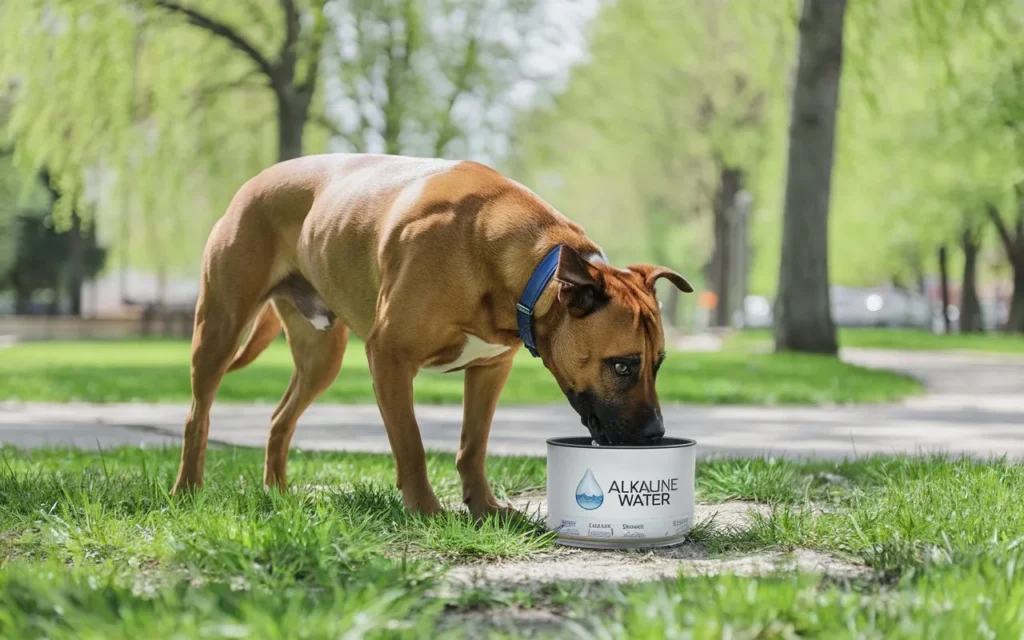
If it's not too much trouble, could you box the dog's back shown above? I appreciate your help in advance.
[209,154,588,338]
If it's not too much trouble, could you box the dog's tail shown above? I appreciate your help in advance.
[227,303,282,372]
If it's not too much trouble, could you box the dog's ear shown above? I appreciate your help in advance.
[629,264,694,293]
[555,246,607,317]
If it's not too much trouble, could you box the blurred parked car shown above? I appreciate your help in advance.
[981,298,1009,331]
[741,287,933,330]
[741,295,773,329]
[830,285,932,329]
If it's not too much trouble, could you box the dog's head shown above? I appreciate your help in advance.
[539,246,693,446]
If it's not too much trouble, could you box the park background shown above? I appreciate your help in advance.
[1,0,1022,348]
[5,2,1024,638]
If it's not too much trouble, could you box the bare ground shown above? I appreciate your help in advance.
[446,497,867,587]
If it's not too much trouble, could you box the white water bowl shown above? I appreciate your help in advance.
[546,436,697,549]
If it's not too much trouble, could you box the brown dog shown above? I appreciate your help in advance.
[171,154,693,517]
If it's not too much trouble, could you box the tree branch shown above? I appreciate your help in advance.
[278,0,300,74]
[381,1,417,155]
[189,69,268,115]
[347,8,381,128]
[434,37,479,157]
[309,112,365,152]
[241,0,278,41]
[309,112,343,138]
[1016,183,1024,248]
[152,0,275,80]
[988,202,1016,262]
[297,0,330,95]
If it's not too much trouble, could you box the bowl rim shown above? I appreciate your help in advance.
[546,436,696,450]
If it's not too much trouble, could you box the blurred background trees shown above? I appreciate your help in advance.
[0,0,1023,345]
[0,0,559,302]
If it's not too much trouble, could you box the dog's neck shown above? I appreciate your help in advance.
[504,240,605,358]
[530,292,566,361]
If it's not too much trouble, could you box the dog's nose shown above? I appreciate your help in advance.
[642,416,665,442]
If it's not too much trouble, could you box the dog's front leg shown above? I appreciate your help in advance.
[366,342,442,515]
[458,356,516,519]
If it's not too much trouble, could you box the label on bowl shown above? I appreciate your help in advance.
[546,440,696,547]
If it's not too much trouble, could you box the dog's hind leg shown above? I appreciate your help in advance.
[171,286,257,494]
[263,298,348,490]
[172,216,277,495]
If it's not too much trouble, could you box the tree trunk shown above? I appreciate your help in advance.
[14,289,31,315]
[772,0,846,355]
[731,190,752,328]
[914,265,926,295]
[276,91,308,162]
[711,166,744,327]
[986,197,1024,333]
[1008,264,1024,333]
[120,185,131,305]
[38,167,84,316]
[938,245,951,334]
[663,285,681,329]
[959,229,983,333]
[66,211,84,316]
[156,263,168,309]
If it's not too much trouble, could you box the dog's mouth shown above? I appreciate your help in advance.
[569,388,647,446]
[586,414,610,446]
[584,413,655,446]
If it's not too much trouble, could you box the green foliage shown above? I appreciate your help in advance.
[0,155,106,308]
[0,0,554,280]
[5,211,106,310]
[0,153,49,277]
[0,0,288,273]
[515,0,1024,294]
[831,0,1024,286]
[331,0,544,159]
[514,0,796,287]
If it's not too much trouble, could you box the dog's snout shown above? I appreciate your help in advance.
[642,416,665,442]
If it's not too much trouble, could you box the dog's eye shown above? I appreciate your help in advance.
[614,363,631,376]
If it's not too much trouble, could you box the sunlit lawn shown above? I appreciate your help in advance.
[0,338,922,406]
[730,327,1024,354]
[2,447,1023,637]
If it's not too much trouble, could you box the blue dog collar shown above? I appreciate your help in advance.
[517,244,562,357]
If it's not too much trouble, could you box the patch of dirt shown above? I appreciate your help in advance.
[448,498,866,586]
[0,529,24,563]
[441,607,571,637]
[448,547,866,587]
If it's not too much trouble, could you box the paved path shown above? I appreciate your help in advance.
[2,349,1023,459]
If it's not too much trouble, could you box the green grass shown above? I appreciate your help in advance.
[0,447,547,638]
[0,338,922,405]
[2,448,1024,637]
[730,327,1024,354]
[544,559,1024,638]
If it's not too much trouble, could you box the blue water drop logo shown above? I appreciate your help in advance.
[575,468,604,510]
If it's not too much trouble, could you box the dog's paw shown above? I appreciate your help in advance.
[469,501,522,524]
[405,493,444,517]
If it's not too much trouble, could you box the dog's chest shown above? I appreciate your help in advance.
[423,333,511,373]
